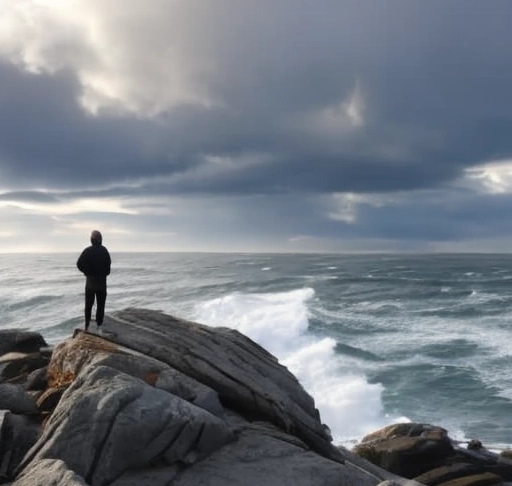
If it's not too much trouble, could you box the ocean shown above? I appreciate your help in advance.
[2,252,512,450]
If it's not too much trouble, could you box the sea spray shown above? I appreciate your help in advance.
[193,286,407,445]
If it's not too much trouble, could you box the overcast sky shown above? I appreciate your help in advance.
[1,0,512,253]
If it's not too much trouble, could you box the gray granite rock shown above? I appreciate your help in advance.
[45,334,225,418]
[10,458,88,486]
[109,465,180,486]
[155,368,224,416]
[0,331,47,357]
[166,426,374,486]
[0,411,41,481]
[0,384,38,415]
[19,365,233,485]
[8,308,404,486]
[353,423,454,478]
[0,353,49,384]
[413,463,481,485]
[102,308,341,462]
[24,366,48,391]
[95,352,224,416]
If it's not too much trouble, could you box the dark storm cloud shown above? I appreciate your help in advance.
[321,192,512,244]
[1,0,512,199]
[0,63,196,189]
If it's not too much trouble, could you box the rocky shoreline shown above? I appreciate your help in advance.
[0,308,511,485]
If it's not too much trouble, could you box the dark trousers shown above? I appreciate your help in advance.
[85,288,107,329]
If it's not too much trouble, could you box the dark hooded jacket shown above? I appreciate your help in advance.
[77,242,111,292]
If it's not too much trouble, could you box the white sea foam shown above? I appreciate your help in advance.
[193,286,405,444]
[465,290,506,304]
[355,300,404,311]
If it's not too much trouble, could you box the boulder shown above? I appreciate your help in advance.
[435,472,503,485]
[0,411,41,481]
[355,425,512,485]
[0,353,49,384]
[141,424,376,486]
[0,385,38,415]
[101,308,341,462]
[46,333,224,417]
[362,423,423,442]
[451,444,499,466]
[8,308,411,486]
[0,331,47,357]
[447,444,512,481]
[19,365,234,485]
[500,451,512,461]
[353,423,454,478]
[24,367,48,392]
[414,463,482,485]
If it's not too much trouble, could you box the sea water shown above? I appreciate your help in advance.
[2,252,512,449]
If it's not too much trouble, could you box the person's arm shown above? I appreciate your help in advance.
[77,249,88,274]
[105,249,111,276]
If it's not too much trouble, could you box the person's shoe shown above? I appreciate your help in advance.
[96,325,103,336]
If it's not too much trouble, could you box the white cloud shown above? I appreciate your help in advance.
[50,216,132,236]
[344,81,365,128]
[0,196,136,215]
[328,193,361,224]
[328,192,393,224]
[300,81,366,139]
[463,159,512,195]
[0,0,220,116]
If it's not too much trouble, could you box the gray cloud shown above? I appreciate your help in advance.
[0,191,59,203]
[1,1,512,250]
[1,2,510,193]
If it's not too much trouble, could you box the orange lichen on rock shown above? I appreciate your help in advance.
[46,332,119,388]
[74,332,119,354]
[47,368,76,388]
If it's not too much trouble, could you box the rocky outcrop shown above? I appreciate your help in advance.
[0,308,413,486]
[9,308,512,486]
[100,309,334,460]
[352,423,512,486]
[0,330,47,357]
[0,330,50,482]
[353,423,455,478]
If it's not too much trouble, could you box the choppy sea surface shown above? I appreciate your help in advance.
[2,252,512,448]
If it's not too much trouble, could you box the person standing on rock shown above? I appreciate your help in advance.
[77,230,111,333]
